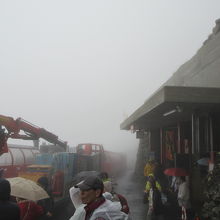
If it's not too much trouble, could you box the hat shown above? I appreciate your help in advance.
[75,176,104,191]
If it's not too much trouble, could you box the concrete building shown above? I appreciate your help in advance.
[121,19,220,214]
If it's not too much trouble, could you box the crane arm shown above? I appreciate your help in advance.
[0,114,67,155]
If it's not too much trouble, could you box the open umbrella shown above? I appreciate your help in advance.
[164,168,189,176]
[7,177,49,201]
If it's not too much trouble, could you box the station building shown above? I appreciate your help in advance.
[121,19,220,212]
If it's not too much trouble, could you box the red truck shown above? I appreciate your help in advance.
[76,143,127,177]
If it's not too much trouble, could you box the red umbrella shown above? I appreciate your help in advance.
[164,168,189,176]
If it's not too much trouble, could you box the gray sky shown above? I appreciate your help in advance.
[1,1,220,160]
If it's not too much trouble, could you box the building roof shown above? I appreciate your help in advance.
[164,19,220,88]
[120,86,220,130]
[121,19,220,131]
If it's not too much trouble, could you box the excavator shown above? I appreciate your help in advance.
[0,114,67,155]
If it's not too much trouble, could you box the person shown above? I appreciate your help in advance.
[154,162,170,192]
[177,176,191,220]
[153,162,163,179]
[145,174,162,194]
[17,197,44,220]
[103,180,113,194]
[100,173,114,201]
[102,180,130,214]
[0,168,4,178]
[147,179,164,220]
[144,159,155,178]
[0,126,8,155]
[101,172,130,215]
[99,172,111,182]
[171,176,181,193]
[72,176,129,220]
[144,174,162,206]
[37,176,54,220]
[112,193,130,214]
[0,178,20,220]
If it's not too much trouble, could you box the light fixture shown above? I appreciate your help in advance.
[163,105,182,117]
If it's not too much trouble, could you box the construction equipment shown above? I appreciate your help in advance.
[0,114,67,155]
[76,143,127,177]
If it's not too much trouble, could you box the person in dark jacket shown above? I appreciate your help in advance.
[0,178,20,220]
[37,176,54,220]
[147,179,164,220]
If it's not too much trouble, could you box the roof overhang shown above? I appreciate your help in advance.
[120,86,220,131]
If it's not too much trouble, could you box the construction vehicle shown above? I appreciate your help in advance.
[0,114,67,155]
[0,114,70,206]
[0,114,127,207]
[0,114,67,178]
[0,144,40,178]
[76,143,127,177]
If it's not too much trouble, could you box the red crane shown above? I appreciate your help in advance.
[0,114,67,155]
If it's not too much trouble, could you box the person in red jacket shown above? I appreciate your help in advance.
[17,197,44,220]
[114,193,130,214]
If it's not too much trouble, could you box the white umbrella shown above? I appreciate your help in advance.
[7,177,49,201]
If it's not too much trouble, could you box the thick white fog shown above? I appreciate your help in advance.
[0,0,220,167]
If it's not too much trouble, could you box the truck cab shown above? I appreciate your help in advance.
[76,143,104,155]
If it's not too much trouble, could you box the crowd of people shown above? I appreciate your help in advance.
[0,172,131,220]
[143,159,193,220]
[0,163,197,220]
[69,172,131,220]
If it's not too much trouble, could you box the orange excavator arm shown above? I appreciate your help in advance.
[0,114,67,155]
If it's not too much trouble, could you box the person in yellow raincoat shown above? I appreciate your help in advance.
[145,174,161,193]
[144,159,155,177]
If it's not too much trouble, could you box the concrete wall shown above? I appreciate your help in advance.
[134,133,150,177]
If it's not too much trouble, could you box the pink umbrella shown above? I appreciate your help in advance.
[164,168,189,176]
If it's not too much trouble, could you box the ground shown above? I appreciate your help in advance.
[115,169,148,219]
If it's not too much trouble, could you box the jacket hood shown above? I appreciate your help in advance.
[0,178,11,201]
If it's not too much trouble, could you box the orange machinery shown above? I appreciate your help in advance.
[0,114,67,155]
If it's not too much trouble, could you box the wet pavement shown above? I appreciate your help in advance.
[115,169,148,220]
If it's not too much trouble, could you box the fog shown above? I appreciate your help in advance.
[1,1,220,166]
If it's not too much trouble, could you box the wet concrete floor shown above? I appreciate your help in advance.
[115,169,148,220]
